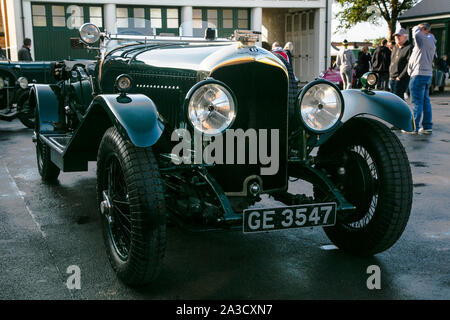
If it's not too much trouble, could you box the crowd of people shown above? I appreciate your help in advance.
[337,23,449,134]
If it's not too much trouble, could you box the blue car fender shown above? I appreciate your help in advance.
[341,89,415,131]
[31,84,65,133]
[93,94,164,147]
[65,94,165,155]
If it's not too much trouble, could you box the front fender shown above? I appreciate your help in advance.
[62,94,164,166]
[93,94,164,147]
[31,84,64,133]
[341,89,414,131]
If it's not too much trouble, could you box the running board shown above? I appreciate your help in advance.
[39,134,89,172]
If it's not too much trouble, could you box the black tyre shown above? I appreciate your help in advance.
[35,107,60,182]
[97,127,166,286]
[17,91,35,129]
[315,118,413,256]
[36,138,61,182]
[34,110,60,183]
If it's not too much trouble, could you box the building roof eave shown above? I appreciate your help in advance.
[398,13,450,23]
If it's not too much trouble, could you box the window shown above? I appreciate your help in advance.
[309,12,314,30]
[32,5,46,27]
[150,8,162,29]
[52,6,65,27]
[116,8,129,28]
[294,14,300,31]
[67,5,84,29]
[89,7,102,27]
[238,10,248,29]
[167,8,179,29]
[222,9,233,29]
[134,8,145,28]
[301,13,307,30]
[193,9,203,29]
[207,9,218,29]
[286,15,292,33]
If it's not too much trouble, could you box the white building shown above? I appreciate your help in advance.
[2,0,332,82]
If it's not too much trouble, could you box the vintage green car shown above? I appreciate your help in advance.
[31,20,414,286]
[0,60,54,128]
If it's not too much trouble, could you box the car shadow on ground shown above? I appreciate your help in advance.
[131,227,398,299]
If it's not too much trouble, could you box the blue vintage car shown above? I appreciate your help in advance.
[31,20,415,286]
[0,60,54,128]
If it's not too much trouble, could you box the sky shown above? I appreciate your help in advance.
[331,2,399,42]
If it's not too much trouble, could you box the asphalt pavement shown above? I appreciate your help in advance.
[0,93,449,300]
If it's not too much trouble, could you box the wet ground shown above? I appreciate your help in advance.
[0,93,449,300]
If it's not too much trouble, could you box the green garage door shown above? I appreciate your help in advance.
[31,2,103,60]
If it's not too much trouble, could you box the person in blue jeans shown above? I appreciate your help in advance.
[409,75,433,132]
[407,23,437,134]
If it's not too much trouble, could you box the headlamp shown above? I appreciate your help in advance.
[297,80,344,133]
[187,81,236,135]
[115,74,132,93]
[0,77,4,90]
[79,23,101,45]
[360,72,378,89]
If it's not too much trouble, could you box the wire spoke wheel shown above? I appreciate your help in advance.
[102,155,132,261]
[343,145,379,229]
[315,118,413,256]
[97,127,166,286]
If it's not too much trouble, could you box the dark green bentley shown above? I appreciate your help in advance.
[31,20,414,286]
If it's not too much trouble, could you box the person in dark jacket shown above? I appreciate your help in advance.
[436,55,448,89]
[389,28,413,99]
[18,38,33,61]
[356,46,371,87]
[371,39,391,90]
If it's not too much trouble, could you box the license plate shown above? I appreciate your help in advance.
[243,202,336,233]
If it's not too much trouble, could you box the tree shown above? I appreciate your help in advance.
[335,0,419,41]
[364,37,387,47]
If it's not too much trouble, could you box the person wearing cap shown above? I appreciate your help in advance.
[371,39,391,90]
[407,23,436,134]
[389,28,412,100]
[336,40,356,90]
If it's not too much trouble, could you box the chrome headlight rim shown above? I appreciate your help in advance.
[17,76,29,89]
[185,79,238,136]
[297,79,344,134]
[79,23,101,45]
[360,72,378,89]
